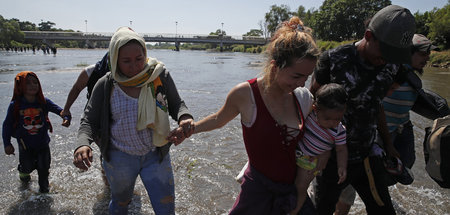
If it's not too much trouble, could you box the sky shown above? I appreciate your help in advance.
[1,0,448,36]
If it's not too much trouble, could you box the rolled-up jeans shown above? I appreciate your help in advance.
[102,148,175,215]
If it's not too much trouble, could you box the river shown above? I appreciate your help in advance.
[0,49,449,215]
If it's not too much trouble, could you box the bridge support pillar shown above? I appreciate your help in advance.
[174,41,180,51]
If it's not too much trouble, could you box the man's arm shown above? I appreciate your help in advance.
[61,69,89,117]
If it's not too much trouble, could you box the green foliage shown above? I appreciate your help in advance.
[38,21,56,31]
[429,49,450,65]
[264,5,292,36]
[414,11,434,37]
[428,4,450,49]
[243,29,263,37]
[0,15,25,46]
[210,29,226,36]
[231,44,264,53]
[316,40,356,51]
[313,0,391,41]
[232,45,245,52]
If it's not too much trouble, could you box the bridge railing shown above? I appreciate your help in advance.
[23,31,269,45]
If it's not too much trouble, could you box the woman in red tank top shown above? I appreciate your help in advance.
[170,17,322,215]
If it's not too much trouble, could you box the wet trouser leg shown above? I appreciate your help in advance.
[36,146,51,192]
[315,157,395,215]
[392,121,415,169]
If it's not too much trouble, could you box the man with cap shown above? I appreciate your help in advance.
[332,33,450,215]
[310,5,415,214]
[381,34,449,169]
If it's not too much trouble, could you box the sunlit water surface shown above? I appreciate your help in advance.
[0,49,449,215]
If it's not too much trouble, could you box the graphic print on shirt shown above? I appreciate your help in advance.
[153,77,168,112]
[20,107,43,135]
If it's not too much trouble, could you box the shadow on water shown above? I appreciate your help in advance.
[92,186,110,215]
[7,181,56,215]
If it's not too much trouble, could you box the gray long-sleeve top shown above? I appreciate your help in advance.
[76,70,192,162]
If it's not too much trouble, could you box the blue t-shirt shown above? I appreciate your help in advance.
[2,97,62,149]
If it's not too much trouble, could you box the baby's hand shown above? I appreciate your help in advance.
[167,127,186,146]
[337,167,347,184]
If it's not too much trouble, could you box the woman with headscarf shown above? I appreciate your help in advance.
[72,27,194,215]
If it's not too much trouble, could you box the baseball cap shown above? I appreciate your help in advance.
[368,5,416,64]
[413,34,439,53]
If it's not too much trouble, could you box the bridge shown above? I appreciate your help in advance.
[23,31,269,51]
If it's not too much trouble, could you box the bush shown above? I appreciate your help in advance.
[317,40,356,51]
[430,50,450,66]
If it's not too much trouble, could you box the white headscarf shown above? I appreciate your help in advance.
[109,27,169,147]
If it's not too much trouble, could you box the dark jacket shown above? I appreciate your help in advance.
[76,70,192,162]
[405,67,450,119]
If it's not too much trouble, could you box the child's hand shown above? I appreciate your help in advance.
[167,127,186,146]
[61,114,72,127]
[5,145,15,155]
[337,167,347,184]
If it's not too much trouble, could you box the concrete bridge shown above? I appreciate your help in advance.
[23,31,268,51]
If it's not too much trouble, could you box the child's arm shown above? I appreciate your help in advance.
[2,102,16,155]
[336,144,348,184]
[46,98,71,127]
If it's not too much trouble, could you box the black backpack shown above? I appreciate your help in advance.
[423,115,450,188]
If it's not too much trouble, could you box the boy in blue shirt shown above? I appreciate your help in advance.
[2,71,69,193]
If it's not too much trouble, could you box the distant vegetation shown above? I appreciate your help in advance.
[1,0,449,65]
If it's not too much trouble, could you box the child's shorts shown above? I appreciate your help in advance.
[296,154,320,175]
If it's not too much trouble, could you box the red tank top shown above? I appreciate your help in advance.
[242,78,305,183]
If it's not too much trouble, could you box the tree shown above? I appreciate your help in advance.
[258,20,269,39]
[264,4,292,36]
[313,0,391,41]
[38,21,56,31]
[209,29,226,36]
[414,11,434,37]
[0,16,24,46]
[428,4,450,49]
[243,29,263,37]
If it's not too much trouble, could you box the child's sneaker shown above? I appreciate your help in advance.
[19,172,31,183]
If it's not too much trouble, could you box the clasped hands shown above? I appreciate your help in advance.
[167,115,195,146]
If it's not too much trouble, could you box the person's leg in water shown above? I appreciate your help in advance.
[314,158,348,214]
[351,156,395,215]
[102,149,141,215]
[100,155,109,186]
[18,144,34,183]
[36,146,51,193]
[334,185,356,215]
[392,121,415,169]
[140,151,175,215]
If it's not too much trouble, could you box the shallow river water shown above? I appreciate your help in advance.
[0,49,449,215]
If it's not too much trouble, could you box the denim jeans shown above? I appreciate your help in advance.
[102,148,175,215]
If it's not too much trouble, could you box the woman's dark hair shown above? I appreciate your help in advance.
[315,83,348,111]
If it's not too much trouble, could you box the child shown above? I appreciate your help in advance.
[2,71,70,193]
[72,27,193,214]
[292,83,348,213]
